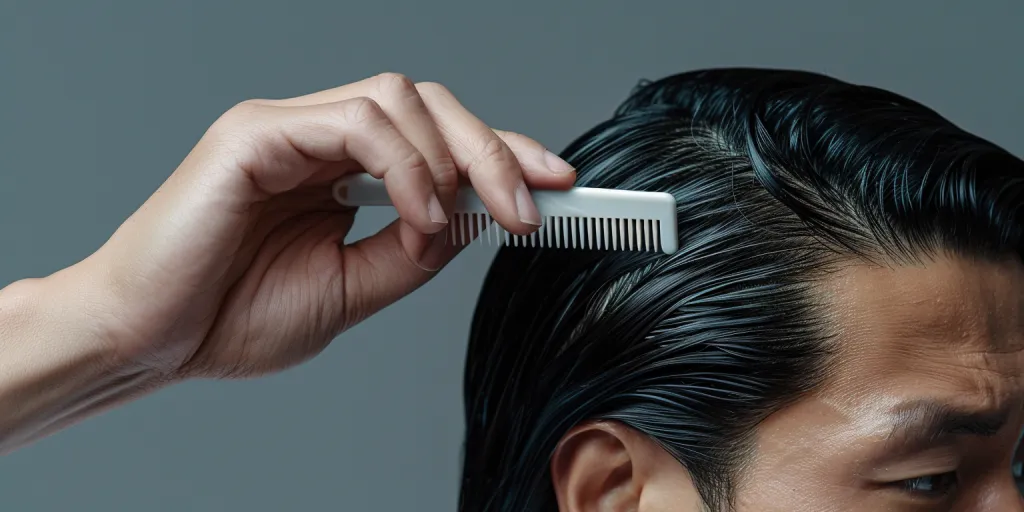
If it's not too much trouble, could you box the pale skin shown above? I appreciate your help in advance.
[1,73,1022,511]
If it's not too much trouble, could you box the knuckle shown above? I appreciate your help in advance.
[496,129,542,152]
[206,100,267,148]
[396,148,432,177]
[481,137,507,161]
[497,129,526,144]
[431,156,460,189]
[338,96,384,125]
[467,137,511,177]
[374,72,418,99]
[226,99,264,119]
[415,81,452,100]
[212,100,267,135]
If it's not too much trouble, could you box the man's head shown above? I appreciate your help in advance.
[460,68,1024,511]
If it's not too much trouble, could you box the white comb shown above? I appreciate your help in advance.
[332,174,679,254]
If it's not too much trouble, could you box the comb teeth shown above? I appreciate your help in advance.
[446,213,664,252]
[331,173,679,254]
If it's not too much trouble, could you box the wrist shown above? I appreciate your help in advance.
[0,267,167,452]
[2,265,126,372]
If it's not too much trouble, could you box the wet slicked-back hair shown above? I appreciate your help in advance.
[459,68,1024,511]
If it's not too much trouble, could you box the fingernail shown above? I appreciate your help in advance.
[544,150,575,174]
[417,231,449,272]
[515,182,542,226]
[427,193,448,225]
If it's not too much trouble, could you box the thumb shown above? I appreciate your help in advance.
[339,219,463,327]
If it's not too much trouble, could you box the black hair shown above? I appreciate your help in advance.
[458,68,1024,511]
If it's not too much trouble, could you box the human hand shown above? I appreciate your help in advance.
[71,73,576,380]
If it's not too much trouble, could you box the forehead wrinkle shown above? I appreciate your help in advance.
[957,257,1024,353]
[823,257,1024,355]
[812,257,1024,410]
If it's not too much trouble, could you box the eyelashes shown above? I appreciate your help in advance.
[893,458,1024,501]
[886,432,1024,501]
[895,472,958,498]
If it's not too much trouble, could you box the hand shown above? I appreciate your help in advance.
[72,72,576,380]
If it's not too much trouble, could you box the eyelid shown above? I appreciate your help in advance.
[869,448,960,482]
[875,468,958,485]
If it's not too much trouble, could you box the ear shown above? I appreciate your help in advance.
[550,420,702,512]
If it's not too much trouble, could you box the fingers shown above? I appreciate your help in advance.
[222,73,578,273]
[227,99,447,236]
[368,74,459,222]
[493,129,576,189]
[341,218,463,324]
[255,77,375,108]
[258,73,577,234]
[415,82,576,234]
[266,74,459,224]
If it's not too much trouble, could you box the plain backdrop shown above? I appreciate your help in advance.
[1,0,1022,510]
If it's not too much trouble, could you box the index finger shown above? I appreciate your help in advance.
[264,74,460,219]
[416,82,572,235]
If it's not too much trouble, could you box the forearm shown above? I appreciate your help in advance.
[0,268,165,453]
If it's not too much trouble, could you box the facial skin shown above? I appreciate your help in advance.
[551,255,1024,511]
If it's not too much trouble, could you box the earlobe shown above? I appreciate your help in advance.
[550,421,641,511]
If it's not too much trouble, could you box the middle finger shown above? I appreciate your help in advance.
[263,73,460,222]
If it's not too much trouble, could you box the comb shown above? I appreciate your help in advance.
[332,174,678,254]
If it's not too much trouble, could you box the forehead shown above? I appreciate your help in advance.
[819,256,1024,408]
[738,257,1024,508]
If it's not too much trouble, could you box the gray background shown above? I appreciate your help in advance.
[1,0,1021,510]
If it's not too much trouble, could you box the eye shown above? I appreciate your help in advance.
[896,472,958,498]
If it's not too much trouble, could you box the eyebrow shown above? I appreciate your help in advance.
[886,399,1011,450]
